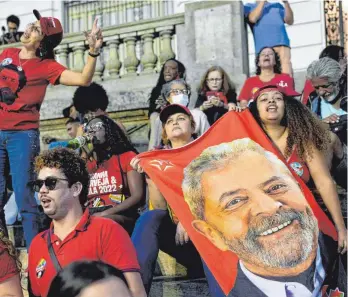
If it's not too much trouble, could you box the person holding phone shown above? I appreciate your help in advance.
[195,66,239,125]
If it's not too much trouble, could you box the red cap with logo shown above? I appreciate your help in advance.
[160,104,192,123]
[33,9,63,48]
[254,84,301,101]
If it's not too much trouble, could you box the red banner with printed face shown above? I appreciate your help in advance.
[137,110,337,295]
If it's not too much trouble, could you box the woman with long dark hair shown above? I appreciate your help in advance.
[0,224,23,297]
[148,58,186,149]
[195,66,238,125]
[248,85,347,253]
[0,9,103,248]
[236,47,297,109]
[84,115,144,234]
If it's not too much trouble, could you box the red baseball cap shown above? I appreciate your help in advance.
[254,84,301,101]
[160,104,192,123]
[33,9,63,48]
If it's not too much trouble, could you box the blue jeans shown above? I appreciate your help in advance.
[0,130,40,248]
[131,209,205,294]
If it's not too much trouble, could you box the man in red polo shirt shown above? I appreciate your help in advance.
[27,148,146,297]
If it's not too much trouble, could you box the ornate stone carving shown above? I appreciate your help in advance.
[324,0,344,46]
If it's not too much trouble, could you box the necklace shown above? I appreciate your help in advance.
[17,52,30,71]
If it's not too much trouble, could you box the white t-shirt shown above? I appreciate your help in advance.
[321,99,347,119]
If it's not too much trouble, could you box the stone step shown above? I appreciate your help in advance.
[7,224,26,248]
[150,277,210,297]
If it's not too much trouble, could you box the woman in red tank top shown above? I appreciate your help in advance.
[249,84,347,254]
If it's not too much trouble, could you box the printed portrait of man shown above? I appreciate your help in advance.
[182,138,346,297]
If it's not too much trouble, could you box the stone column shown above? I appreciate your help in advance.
[121,33,139,76]
[71,42,86,72]
[55,44,69,68]
[157,26,175,65]
[140,29,157,73]
[93,54,105,82]
[106,38,122,78]
[176,1,249,107]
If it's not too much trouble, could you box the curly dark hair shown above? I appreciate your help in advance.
[148,58,186,116]
[73,83,109,114]
[250,96,330,160]
[255,47,282,75]
[34,148,90,206]
[0,223,22,278]
[86,115,137,164]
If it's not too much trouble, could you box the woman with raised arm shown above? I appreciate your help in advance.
[0,9,103,248]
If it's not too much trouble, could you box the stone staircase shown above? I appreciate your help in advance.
[8,224,210,297]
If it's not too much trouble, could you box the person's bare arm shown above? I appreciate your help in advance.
[282,0,294,25]
[123,272,147,297]
[147,178,167,210]
[305,145,347,253]
[0,274,23,297]
[59,18,103,86]
[102,170,144,215]
[248,1,266,23]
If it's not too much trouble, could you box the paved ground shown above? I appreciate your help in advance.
[150,277,211,297]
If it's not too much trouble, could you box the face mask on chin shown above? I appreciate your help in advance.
[171,94,189,107]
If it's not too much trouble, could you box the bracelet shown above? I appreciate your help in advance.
[88,51,100,58]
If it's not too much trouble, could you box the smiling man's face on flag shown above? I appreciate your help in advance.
[182,139,319,276]
[138,111,341,295]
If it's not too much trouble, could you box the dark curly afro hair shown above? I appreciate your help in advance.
[35,147,90,206]
[73,83,109,114]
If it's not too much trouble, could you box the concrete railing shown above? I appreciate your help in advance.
[0,13,184,80]
[64,0,175,33]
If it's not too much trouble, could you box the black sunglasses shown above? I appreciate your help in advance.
[28,177,69,192]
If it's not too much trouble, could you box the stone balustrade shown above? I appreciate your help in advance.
[64,0,175,33]
[0,13,183,80]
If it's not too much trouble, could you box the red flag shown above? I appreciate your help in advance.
[138,110,337,295]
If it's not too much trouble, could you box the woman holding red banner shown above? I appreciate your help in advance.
[0,224,23,297]
[0,9,103,248]
[195,66,238,125]
[248,85,347,253]
[130,104,205,294]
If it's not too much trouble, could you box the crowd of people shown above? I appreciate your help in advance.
[0,2,347,297]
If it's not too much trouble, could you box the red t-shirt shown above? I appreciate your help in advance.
[87,151,136,207]
[0,48,66,130]
[0,242,18,283]
[238,74,295,101]
[28,209,140,297]
[301,79,315,105]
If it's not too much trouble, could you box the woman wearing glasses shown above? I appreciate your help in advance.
[83,115,144,234]
[150,79,210,148]
[236,47,296,109]
[195,66,238,125]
